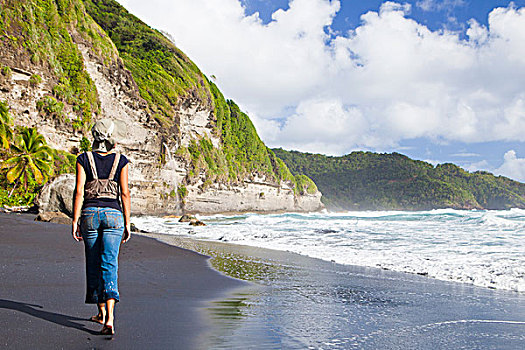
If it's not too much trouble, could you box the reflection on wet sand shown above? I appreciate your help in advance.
[143,233,525,350]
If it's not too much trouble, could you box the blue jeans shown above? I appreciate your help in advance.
[81,207,124,304]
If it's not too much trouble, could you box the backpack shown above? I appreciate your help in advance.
[84,152,121,200]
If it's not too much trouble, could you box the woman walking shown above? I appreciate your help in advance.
[72,119,131,335]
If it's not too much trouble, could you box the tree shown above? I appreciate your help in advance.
[2,128,54,189]
[0,101,13,149]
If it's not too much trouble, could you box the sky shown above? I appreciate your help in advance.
[116,0,525,182]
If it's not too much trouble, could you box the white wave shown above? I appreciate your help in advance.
[132,209,525,293]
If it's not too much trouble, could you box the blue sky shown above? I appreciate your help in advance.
[241,0,525,31]
[117,0,525,182]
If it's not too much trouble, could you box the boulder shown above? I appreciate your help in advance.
[189,219,206,226]
[179,214,196,223]
[35,211,71,225]
[36,174,75,216]
[130,222,149,233]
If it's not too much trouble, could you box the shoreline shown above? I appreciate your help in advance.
[134,208,525,294]
[136,230,525,349]
[137,229,525,295]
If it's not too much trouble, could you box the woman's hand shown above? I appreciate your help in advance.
[72,162,85,242]
[72,220,82,241]
[122,223,131,243]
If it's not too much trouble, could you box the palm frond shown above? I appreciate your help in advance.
[27,157,45,184]
[6,162,24,183]
[1,156,22,169]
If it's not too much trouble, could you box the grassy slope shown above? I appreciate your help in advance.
[0,0,118,128]
[82,0,317,193]
[273,148,525,210]
[0,0,114,205]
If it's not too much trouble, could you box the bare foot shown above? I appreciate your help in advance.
[101,317,115,335]
[90,314,105,324]
[101,324,115,335]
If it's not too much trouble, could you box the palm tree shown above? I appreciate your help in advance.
[2,127,54,190]
[0,101,13,149]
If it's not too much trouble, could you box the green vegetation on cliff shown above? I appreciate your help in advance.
[0,101,75,207]
[273,148,525,210]
[83,0,210,123]
[0,0,116,127]
[0,0,316,197]
[83,0,315,191]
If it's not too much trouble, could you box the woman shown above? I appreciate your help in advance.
[72,119,131,336]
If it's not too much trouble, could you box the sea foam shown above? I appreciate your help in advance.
[133,209,525,293]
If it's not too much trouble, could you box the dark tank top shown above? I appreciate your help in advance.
[77,152,129,212]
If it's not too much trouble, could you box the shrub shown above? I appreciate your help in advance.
[177,184,187,199]
[30,53,40,65]
[29,74,42,87]
[1,66,12,78]
[80,136,91,152]
[36,96,64,118]
[294,174,318,195]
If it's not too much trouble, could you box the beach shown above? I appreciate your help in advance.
[0,213,246,349]
[1,213,525,349]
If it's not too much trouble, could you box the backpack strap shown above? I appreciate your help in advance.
[86,152,98,179]
[109,153,121,180]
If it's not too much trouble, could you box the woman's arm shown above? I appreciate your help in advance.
[72,162,86,241]
[119,163,131,242]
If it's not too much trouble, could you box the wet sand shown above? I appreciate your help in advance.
[144,232,525,349]
[0,213,246,349]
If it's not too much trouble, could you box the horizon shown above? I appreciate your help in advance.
[115,0,525,183]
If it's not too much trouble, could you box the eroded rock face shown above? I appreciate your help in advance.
[3,36,323,216]
[184,181,324,214]
[76,44,323,215]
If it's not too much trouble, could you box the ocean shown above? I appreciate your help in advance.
[134,208,525,293]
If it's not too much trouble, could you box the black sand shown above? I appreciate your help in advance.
[0,213,246,349]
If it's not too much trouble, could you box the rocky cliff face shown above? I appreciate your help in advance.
[0,0,323,215]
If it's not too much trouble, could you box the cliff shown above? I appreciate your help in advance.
[273,148,525,211]
[0,0,323,214]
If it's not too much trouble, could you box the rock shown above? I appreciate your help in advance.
[184,181,325,214]
[162,215,181,219]
[0,205,36,213]
[36,174,75,216]
[130,222,149,233]
[35,211,71,225]
[189,219,206,226]
[179,214,196,223]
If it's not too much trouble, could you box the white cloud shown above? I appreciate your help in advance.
[416,0,466,12]
[423,159,441,166]
[270,98,369,154]
[380,1,411,14]
[116,1,525,155]
[495,150,525,182]
[464,160,490,173]
[451,152,480,157]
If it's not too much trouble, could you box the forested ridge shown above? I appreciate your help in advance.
[273,148,525,210]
